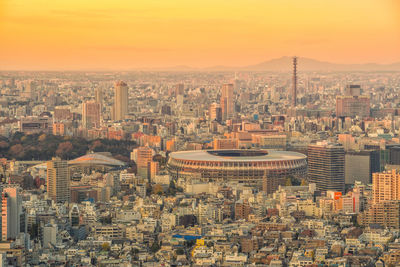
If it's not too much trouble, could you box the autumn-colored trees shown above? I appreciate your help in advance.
[55,142,74,159]
[9,144,25,159]
[0,132,137,161]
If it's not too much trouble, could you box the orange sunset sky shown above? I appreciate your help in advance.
[0,0,399,70]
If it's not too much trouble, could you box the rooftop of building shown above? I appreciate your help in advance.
[169,149,306,162]
[68,152,126,167]
[309,141,344,149]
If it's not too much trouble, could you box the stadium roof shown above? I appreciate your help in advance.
[68,152,126,167]
[169,149,306,162]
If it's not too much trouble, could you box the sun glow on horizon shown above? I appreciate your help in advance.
[0,0,399,70]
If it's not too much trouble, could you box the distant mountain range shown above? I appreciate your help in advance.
[160,56,400,72]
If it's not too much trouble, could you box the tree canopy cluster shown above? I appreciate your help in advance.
[0,132,137,161]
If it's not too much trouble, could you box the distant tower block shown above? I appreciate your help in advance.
[113,81,129,121]
[292,56,297,107]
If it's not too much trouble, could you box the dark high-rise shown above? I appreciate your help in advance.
[308,142,345,193]
[389,146,400,165]
[345,150,380,185]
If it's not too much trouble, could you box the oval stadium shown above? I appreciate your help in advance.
[167,149,307,194]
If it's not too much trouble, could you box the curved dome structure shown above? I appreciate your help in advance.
[69,152,126,167]
[167,149,307,193]
[69,152,126,174]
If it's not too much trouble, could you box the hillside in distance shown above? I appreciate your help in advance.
[164,57,400,72]
[240,56,400,72]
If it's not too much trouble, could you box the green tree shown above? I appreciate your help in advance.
[185,240,195,248]
[102,242,110,251]
[150,242,160,253]
[38,134,47,142]
[0,141,9,149]
[176,248,184,255]
[153,184,164,195]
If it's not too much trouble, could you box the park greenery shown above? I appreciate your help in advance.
[0,132,137,162]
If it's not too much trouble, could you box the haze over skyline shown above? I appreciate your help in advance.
[1,0,400,70]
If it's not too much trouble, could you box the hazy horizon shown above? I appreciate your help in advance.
[1,56,400,72]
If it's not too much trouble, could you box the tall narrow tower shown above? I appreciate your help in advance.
[292,56,297,107]
[220,83,234,121]
[113,81,129,121]
[47,157,70,203]
[95,87,103,109]
[1,185,22,241]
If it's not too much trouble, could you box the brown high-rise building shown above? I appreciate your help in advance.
[95,87,103,110]
[209,103,222,122]
[235,199,252,221]
[53,108,73,122]
[21,80,35,99]
[359,200,400,229]
[174,83,184,96]
[308,142,345,193]
[113,81,129,121]
[292,56,297,107]
[47,157,70,203]
[336,85,370,118]
[359,169,400,228]
[220,83,234,120]
[135,146,154,180]
[213,138,238,150]
[82,100,101,129]
[372,169,400,204]
[240,237,262,253]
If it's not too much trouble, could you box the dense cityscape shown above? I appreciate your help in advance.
[0,65,399,266]
[1,0,400,266]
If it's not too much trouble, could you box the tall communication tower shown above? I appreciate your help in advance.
[292,56,297,107]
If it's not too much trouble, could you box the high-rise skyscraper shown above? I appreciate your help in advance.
[134,146,154,180]
[345,150,380,185]
[95,87,103,104]
[209,103,222,122]
[308,142,345,193]
[360,169,400,228]
[292,57,297,107]
[95,87,103,111]
[47,157,70,203]
[220,83,234,120]
[372,169,400,204]
[82,100,101,129]
[389,146,400,165]
[174,83,184,96]
[113,81,129,121]
[21,80,36,99]
[1,185,22,241]
[336,85,370,118]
